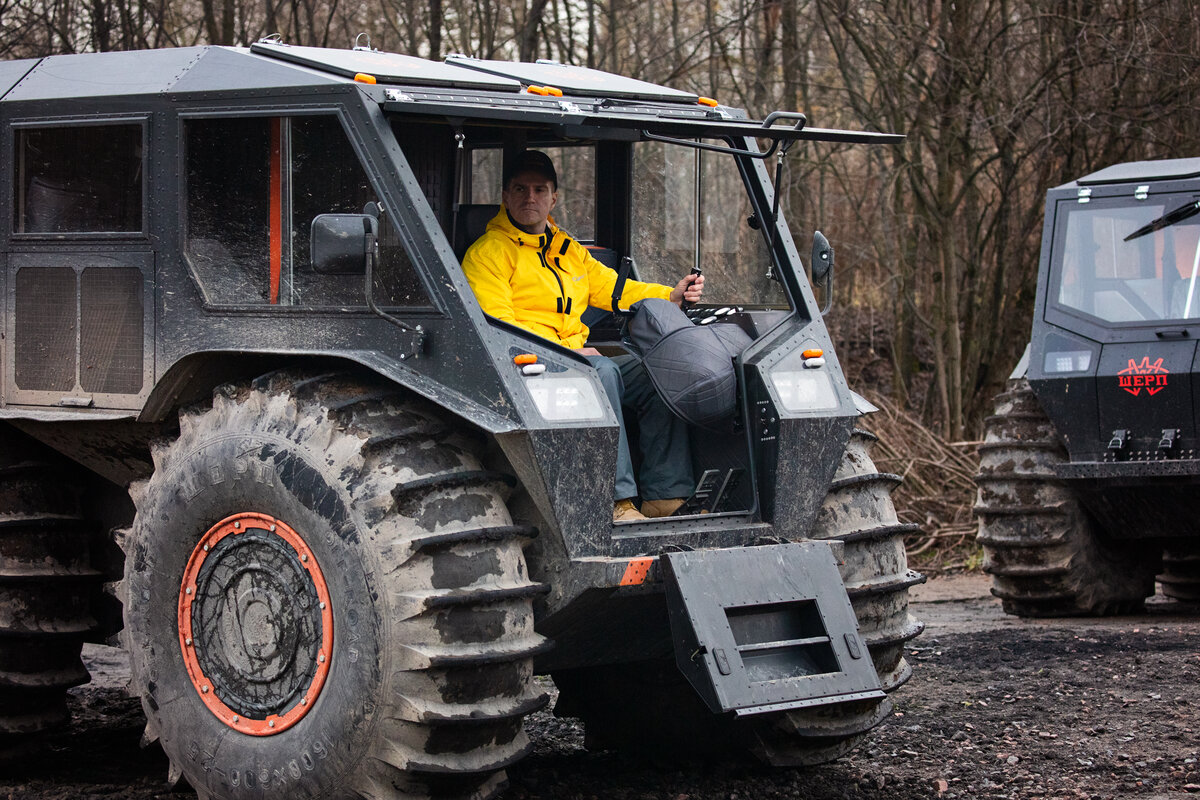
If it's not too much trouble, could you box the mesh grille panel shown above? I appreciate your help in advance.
[393,124,450,223]
[80,268,143,394]
[14,268,76,392]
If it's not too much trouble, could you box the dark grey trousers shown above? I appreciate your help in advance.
[586,354,694,502]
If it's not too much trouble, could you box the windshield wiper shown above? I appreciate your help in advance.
[1124,198,1200,241]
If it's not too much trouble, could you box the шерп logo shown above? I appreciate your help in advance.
[1117,356,1169,396]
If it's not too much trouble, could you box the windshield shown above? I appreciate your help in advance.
[630,141,788,308]
[1051,195,1200,324]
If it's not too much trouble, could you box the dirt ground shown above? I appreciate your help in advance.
[2,574,1198,800]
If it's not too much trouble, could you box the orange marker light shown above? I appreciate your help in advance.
[354,73,377,84]
[697,97,719,107]
[545,86,563,97]
[527,85,550,95]
[802,348,824,359]
[514,354,538,365]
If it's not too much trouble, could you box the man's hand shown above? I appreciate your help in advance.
[670,273,705,307]
[575,347,602,356]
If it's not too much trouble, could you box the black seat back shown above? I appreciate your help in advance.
[454,204,501,258]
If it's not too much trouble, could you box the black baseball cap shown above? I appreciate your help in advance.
[504,150,558,189]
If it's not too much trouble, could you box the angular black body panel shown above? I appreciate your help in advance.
[664,543,883,715]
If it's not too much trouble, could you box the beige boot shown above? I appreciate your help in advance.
[641,498,686,518]
[613,499,646,522]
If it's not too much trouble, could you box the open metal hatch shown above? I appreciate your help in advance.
[445,55,700,103]
[663,542,884,717]
[249,41,522,91]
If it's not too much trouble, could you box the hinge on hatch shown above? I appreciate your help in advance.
[1077,187,1092,204]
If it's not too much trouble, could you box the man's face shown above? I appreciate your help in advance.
[502,171,558,233]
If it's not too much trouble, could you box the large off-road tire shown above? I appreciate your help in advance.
[553,426,922,767]
[123,372,549,800]
[0,427,97,750]
[975,377,1156,616]
[1159,545,1200,602]
[810,428,925,694]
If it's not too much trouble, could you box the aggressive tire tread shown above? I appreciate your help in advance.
[0,434,100,747]
[974,377,1157,616]
[813,429,925,691]
[124,371,545,800]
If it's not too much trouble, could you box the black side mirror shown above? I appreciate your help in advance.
[811,230,834,315]
[311,213,378,274]
[811,230,834,281]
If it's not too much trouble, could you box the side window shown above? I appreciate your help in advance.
[14,123,143,234]
[468,146,596,241]
[185,114,426,308]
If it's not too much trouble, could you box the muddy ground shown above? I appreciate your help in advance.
[2,574,1198,800]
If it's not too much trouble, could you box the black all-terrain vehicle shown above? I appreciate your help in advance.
[0,40,923,799]
[977,158,1200,616]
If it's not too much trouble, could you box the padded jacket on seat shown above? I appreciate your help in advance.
[462,205,671,349]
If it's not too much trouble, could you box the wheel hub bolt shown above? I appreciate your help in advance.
[202,685,209,693]
[185,637,192,646]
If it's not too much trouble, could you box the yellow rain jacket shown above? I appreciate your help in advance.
[462,206,672,349]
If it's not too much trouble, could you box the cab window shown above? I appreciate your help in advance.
[631,140,786,308]
[468,146,595,242]
[14,123,143,234]
[184,114,427,308]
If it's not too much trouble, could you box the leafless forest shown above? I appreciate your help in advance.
[3,0,1199,436]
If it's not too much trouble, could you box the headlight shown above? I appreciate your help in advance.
[770,367,839,412]
[525,374,606,422]
[1043,350,1092,373]
[1039,330,1098,375]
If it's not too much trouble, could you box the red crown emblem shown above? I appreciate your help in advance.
[1117,356,1169,396]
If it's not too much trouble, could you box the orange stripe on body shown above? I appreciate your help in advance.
[619,557,655,586]
[269,118,282,305]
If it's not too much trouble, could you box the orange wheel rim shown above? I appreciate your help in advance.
[178,512,333,736]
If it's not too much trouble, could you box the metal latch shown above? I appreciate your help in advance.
[1135,185,1149,200]
[1158,428,1180,451]
[1107,429,1128,450]
[1077,187,1092,204]
[396,327,426,361]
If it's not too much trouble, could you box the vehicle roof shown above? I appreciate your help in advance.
[1073,158,1200,187]
[0,45,488,102]
[0,43,698,104]
[0,42,903,146]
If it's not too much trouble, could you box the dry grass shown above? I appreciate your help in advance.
[859,390,984,575]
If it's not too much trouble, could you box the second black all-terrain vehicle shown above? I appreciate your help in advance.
[977,158,1200,615]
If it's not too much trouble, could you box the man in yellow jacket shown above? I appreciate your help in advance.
[462,150,704,522]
